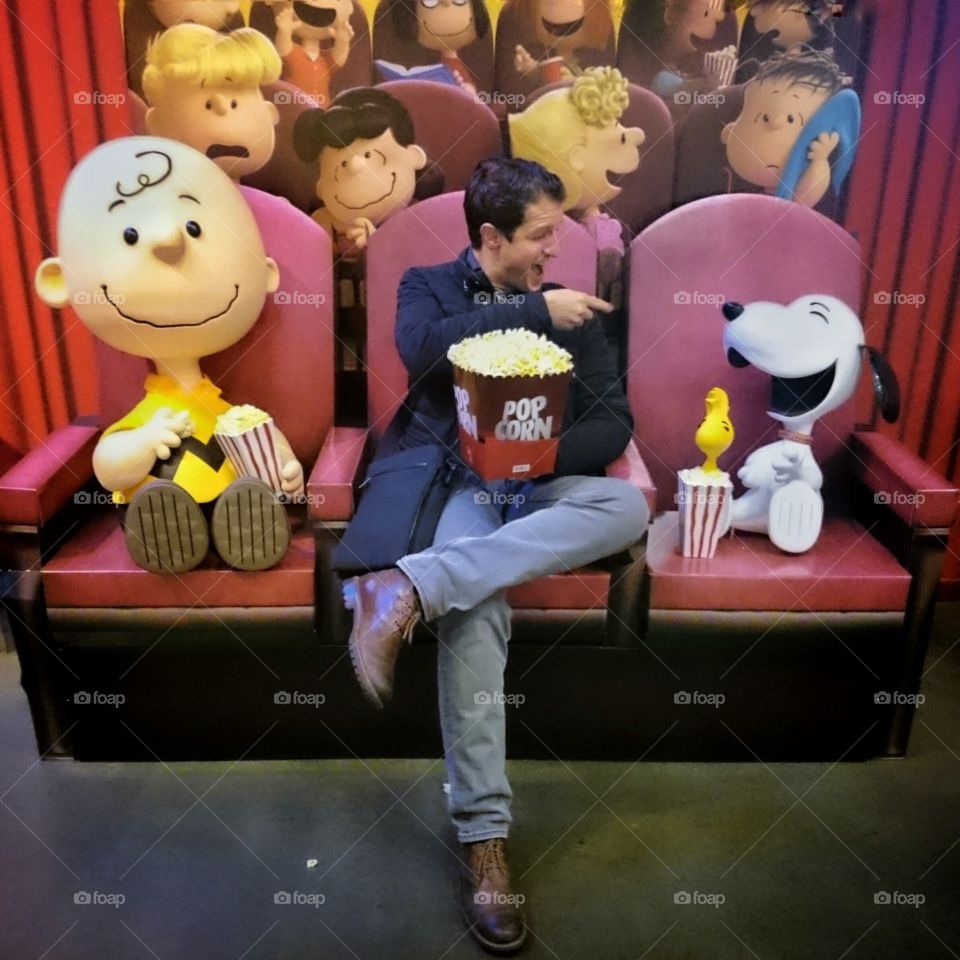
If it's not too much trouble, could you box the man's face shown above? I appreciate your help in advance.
[149,0,240,29]
[571,122,645,211]
[722,77,831,188]
[316,128,426,229]
[145,78,279,179]
[290,0,353,41]
[749,1,815,48]
[489,194,564,292]
[417,0,478,53]
[36,138,279,363]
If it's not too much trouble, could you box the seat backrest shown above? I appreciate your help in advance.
[242,80,322,214]
[492,0,617,111]
[364,190,597,439]
[378,80,502,191]
[627,193,861,513]
[248,0,374,97]
[96,186,335,469]
[371,1,495,93]
[520,79,674,234]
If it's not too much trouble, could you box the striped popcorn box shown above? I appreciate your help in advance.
[703,45,737,89]
[677,468,732,559]
[214,405,287,496]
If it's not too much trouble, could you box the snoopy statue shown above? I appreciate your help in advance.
[721,295,899,554]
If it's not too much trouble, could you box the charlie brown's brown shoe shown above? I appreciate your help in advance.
[342,568,421,708]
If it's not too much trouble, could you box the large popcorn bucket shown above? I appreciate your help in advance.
[453,366,571,481]
[677,469,732,559]
[215,416,288,496]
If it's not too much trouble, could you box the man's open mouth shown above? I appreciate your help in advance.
[727,349,837,415]
[101,284,240,328]
[295,2,337,27]
[542,16,583,36]
[207,144,250,160]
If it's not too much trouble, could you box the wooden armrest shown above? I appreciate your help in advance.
[851,432,958,529]
[0,423,100,525]
[306,426,371,522]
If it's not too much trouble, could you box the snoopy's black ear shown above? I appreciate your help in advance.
[863,346,900,423]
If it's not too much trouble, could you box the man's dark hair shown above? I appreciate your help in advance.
[293,88,416,163]
[754,47,846,95]
[463,159,565,249]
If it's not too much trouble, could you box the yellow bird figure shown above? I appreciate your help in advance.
[695,387,734,473]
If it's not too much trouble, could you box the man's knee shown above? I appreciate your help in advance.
[575,477,649,542]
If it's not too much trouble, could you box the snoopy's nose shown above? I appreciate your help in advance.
[722,301,744,321]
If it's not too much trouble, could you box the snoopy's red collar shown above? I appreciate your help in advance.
[778,429,814,445]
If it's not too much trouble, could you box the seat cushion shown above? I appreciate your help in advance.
[647,512,910,612]
[43,510,315,607]
[507,569,610,610]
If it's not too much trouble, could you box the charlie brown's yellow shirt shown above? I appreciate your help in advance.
[102,374,237,504]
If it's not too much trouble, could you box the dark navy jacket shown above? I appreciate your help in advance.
[388,248,633,477]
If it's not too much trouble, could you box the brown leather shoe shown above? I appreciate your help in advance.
[342,568,421,708]
[460,838,528,954]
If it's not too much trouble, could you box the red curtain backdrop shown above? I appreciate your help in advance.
[1,0,959,588]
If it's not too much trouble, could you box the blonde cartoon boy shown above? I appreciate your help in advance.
[35,137,304,574]
[143,24,282,181]
[508,67,645,253]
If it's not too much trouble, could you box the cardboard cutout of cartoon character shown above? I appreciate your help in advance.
[293,88,428,257]
[142,25,282,180]
[508,67,644,255]
[124,0,245,98]
[721,50,859,208]
[374,0,492,93]
[35,137,304,574]
[259,0,356,106]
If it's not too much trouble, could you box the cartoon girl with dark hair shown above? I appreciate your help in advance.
[374,0,493,93]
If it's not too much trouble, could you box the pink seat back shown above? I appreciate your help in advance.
[521,79,674,233]
[378,81,502,191]
[365,190,597,439]
[96,186,335,469]
[627,193,861,513]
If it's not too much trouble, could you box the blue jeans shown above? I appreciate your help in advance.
[398,471,648,842]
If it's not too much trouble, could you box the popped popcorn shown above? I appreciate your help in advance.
[214,403,271,436]
[448,329,574,378]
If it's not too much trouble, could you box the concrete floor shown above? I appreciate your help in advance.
[1,607,959,960]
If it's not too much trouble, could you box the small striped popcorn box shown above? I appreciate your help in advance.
[704,45,737,89]
[677,469,732,559]
[215,413,287,497]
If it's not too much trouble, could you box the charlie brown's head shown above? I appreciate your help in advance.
[721,50,843,189]
[143,24,281,180]
[35,137,279,365]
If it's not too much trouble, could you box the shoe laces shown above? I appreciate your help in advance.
[474,838,508,880]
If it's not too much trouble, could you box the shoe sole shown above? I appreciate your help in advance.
[459,903,528,955]
[125,481,209,574]
[211,478,290,571]
[343,577,386,710]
